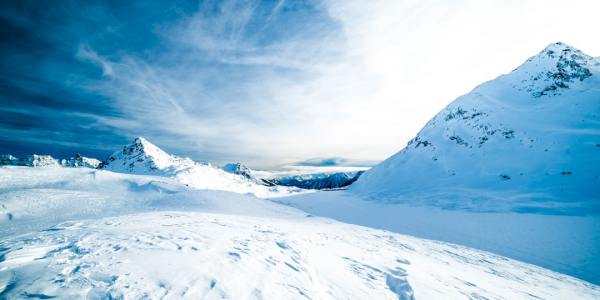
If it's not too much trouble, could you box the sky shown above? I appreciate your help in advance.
[1,0,599,168]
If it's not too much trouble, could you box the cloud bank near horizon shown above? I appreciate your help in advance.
[1,0,599,168]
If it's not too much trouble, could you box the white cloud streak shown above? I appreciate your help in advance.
[78,0,600,168]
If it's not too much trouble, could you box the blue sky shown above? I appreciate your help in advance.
[1,0,599,168]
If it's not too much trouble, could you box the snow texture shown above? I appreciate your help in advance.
[1,167,598,299]
[278,190,600,285]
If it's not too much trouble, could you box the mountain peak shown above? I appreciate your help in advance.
[132,136,150,146]
[513,42,595,97]
[128,137,160,154]
[125,137,168,158]
[101,137,194,174]
[534,42,594,65]
[539,42,578,55]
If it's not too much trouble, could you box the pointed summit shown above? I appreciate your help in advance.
[122,137,172,161]
[100,137,195,174]
[512,42,595,97]
[539,42,581,55]
[131,137,153,148]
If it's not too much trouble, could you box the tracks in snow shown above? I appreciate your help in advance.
[0,211,598,299]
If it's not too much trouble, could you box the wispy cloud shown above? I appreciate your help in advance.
[74,0,352,166]
[76,46,113,76]
[2,0,600,167]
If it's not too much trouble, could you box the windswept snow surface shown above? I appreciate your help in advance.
[277,191,600,285]
[1,167,599,299]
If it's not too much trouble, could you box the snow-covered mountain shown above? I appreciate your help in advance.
[100,137,302,197]
[274,171,364,190]
[1,153,101,168]
[352,42,600,215]
[222,162,277,186]
[0,154,20,166]
[60,153,102,168]
[1,167,598,299]
[1,139,304,197]
[23,154,60,167]
[221,162,364,190]
[0,154,60,167]
[100,137,196,174]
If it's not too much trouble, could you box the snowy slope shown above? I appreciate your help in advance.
[1,167,598,299]
[277,190,600,285]
[352,42,600,215]
[100,137,304,198]
[0,167,301,237]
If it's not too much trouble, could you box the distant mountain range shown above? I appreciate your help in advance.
[272,171,364,190]
[1,153,101,168]
[1,137,362,193]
